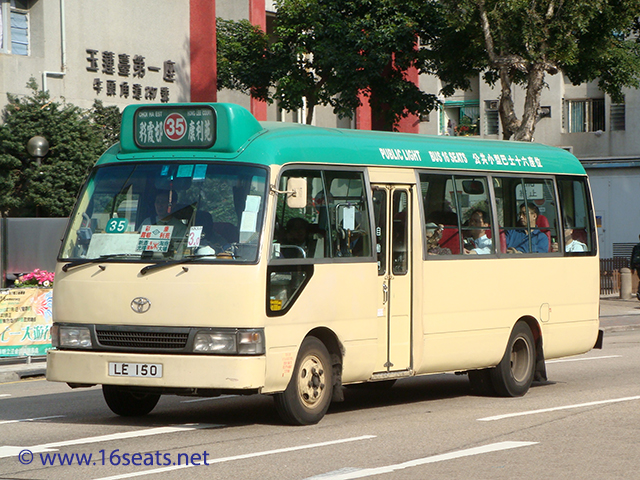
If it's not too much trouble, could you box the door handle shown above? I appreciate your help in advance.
[382,283,389,304]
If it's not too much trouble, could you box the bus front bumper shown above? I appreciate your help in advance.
[46,349,266,391]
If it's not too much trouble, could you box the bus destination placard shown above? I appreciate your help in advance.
[134,106,216,149]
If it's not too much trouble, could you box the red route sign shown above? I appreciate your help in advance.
[163,113,187,141]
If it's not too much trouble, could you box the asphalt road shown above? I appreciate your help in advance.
[0,313,639,479]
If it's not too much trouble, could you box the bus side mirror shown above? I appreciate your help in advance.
[286,178,307,209]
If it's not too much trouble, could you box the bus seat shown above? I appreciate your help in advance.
[439,228,460,254]
[212,222,239,243]
[536,215,552,251]
[499,229,507,253]
[428,211,459,254]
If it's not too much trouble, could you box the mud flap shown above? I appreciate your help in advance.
[594,329,604,349]
[534,336,547,382]
[331,353,344,402]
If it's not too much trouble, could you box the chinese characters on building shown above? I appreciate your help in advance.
[86,48,177,103]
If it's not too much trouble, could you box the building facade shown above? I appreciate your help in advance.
[1,0,637,257]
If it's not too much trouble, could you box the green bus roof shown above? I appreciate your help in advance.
[101,102,585,176]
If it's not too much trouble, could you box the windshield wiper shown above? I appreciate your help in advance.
[139,253,225,275]
[62,254,137,272]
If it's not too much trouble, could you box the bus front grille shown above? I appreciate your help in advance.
[96,329,189,349]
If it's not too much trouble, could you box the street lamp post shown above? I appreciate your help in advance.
[27,136,50,166]
[26,136,50,217]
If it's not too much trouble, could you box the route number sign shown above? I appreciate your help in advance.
[134,105,216,149]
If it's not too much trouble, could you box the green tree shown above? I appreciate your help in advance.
[0,78,109,217]
[429,0,640,141]
[216,18,276,103]
[90,99,122,149]
[217,0,439,130]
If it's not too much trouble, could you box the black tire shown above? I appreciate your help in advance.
[102,385,160,417]
[490,322,536,397]
[274,337,333,425]
[468,369,497,396]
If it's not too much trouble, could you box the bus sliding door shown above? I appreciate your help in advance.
[372,185,412,374]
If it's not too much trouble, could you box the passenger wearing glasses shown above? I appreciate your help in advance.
[505,203,549,254]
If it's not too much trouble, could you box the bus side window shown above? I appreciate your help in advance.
[456,176,494,255]
[272,168,372,260]
[557,177,594,254]
[420,173,494,256]
[496,177,558,254]
[326,173,372,258]
[420,173,460,255]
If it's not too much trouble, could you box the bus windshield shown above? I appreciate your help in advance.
[60,162,268,264]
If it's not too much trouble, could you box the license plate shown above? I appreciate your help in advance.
[108,362,163,378]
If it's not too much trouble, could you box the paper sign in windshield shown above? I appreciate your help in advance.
[137,225,173,252]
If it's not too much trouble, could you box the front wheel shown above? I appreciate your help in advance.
[102,385,160,417]
[274,336,333,425]
[490,322,536,397]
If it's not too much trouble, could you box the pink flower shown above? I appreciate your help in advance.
[14,269,54,288]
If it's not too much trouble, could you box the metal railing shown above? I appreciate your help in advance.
[600,257,629,295]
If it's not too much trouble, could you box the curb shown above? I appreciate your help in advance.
[0,366,46,383]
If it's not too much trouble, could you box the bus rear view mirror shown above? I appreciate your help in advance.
[462,180,484,195]
[154,176,192,191]
[286,177,307,209]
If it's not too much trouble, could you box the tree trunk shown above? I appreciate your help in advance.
[513,64,546,142]
[498,68,520,141]
[305,102,315,125]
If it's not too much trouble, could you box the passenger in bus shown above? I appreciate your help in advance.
[505,203,549,253]
[551,216,587,252]
[425,222,451,255]
[464,208,492,254]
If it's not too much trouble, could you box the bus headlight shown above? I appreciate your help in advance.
[52,324,93,349]
[193,329,265,355]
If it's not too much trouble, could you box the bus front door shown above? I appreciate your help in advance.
[372,185,412,374]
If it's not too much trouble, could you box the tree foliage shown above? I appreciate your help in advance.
[428,0,640,141]
[217,0,439,130]
[90,99,122,150]
[0,79,120,217]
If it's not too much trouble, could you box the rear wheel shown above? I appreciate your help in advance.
[274,337,333,425]
[102,385,160,417]
[490,322,536,397]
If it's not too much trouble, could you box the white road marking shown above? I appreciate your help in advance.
[0,415,65,425]
[0,394,10,398]
[305,441,538,480]
[0,423,220,459]
[546,355,621,364]
[92,435,377,480]
[478,395,640,422]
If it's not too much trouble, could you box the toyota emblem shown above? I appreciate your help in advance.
[131,297,151,313]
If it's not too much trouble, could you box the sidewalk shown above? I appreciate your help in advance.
[1,296,639,384]
[0,356,47,384]
[598,294,640,332]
